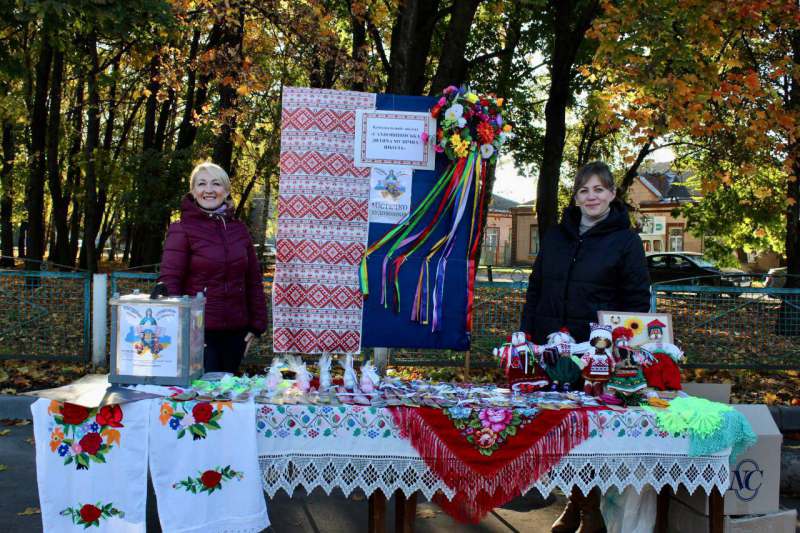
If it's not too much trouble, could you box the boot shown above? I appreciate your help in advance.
[576,488,606,533]
[551,489,583,533]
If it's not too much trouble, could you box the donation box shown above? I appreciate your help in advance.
[109,291,205,386]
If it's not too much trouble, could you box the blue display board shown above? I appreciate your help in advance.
[361,94,475,350]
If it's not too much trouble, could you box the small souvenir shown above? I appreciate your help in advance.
[318,353,333,392]
[265,357,284,394]
[359,360,380,393]
[579,323,615,396]
[286,355,312,393]
[641,342,685,390]
[339,354,358,392]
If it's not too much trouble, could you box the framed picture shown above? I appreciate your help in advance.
[596,311,673,346]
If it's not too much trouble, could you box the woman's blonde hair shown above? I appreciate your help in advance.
[189,162,231,192]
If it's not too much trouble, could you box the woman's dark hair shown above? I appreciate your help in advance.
[572,161,616,197]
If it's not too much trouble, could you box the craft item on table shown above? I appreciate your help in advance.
[286,355,312,393]
[265,357,285,394]
[359,359,381,394]
[389,403,594,523]
[607,326,648,397]
[539,329,584,392]
[644,396,756,461]
[359,87,512,335]
[578,324,615,397]
[647,397,670,409]
[318,353,332,391]
[640,342,684,390]
[32,398,151,532]
[149,399,270,532]
[493,332,549,391]
[339,353,359,392]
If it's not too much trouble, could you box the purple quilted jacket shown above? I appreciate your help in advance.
[158,194,267,334]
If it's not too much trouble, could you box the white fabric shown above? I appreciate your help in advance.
[32,398,150,532]
[255,405,731,502]
[600,486,658,533]
[149,398,269,533]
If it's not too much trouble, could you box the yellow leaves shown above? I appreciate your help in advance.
[236,85,250,96]
[0,429,9,437]
[142,88,152,98]
[763,392,779,405]
[754,228,767,238]
[788,197,797,206]
[17,507,39,516]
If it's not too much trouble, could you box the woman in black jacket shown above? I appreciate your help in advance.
[521,161,651,533]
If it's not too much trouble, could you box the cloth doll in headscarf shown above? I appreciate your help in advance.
[579,324,615,396]
[641,342,684,390]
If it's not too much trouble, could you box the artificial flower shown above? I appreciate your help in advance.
[480,143,495,159]
[443,85,458,95]
[496,97,504,107]
[477,121,495,144]
[420,131,429,143]
[502,123,512,132]
[464,92,479,104]
[444,103,464,123]
[437,96,446,106]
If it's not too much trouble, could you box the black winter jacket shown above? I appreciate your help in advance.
[520,201,651,344]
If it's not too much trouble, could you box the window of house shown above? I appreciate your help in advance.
[643,240,651,252]
[485,227,499,249]
[653,239,662,252]
[669,227,684,252]
[529,225,539,256]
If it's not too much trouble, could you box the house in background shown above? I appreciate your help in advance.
[509,202,537,266]
[627,170,702,254]
[481,194,517,266]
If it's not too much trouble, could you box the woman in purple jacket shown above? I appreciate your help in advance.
[158,162,267,373]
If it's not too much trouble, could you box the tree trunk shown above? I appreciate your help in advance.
[349,4,367,91]
[387,0,441,95]
[536,0,600,239]
[80,33,101,273]
[66,77,85,266]
[25,30,53,269]
[784,29,800,287]
[47,50,71,267]
[429,0,482,95]
[0,120,14,267]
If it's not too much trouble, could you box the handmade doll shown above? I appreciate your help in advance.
[542,328,584,392]
[641,342,684,390]
[318,353,332,392]
[286,355,312,393]
[265,357,285,394]
[494,332,550,390]
[339,353,359,392]
[607,326,648,396]
[579,324,615,396]
[359,360,381,393]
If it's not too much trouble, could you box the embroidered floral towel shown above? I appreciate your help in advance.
[32,398,150,532]
[149,398,269,533]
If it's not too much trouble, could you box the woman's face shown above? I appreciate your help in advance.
[575,175,615,217]
[192,172,228,210]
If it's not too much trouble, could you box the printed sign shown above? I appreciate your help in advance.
[354,110,436,169]
[369,166,413,224]
[640,215,666,236]
[115,304,179,377]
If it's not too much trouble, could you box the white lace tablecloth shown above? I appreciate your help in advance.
[255,405,731,500]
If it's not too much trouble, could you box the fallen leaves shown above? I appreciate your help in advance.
[17,507,40,516]
[0,429,9,436]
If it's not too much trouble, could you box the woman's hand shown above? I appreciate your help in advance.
[243,332,256,358]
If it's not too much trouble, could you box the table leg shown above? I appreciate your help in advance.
[394,490,417,533]
[368,491,387,533]
[708,487,724,533]
[655,487,671,533]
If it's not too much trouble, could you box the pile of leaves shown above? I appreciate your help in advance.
[0,360,97,395]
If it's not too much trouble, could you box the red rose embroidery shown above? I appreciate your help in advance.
[79,432,103,456]
[95,404,124,428]
[62,403,90,425]
[200,470,222,489]
[192,403,213,424]
[79,504,102,524]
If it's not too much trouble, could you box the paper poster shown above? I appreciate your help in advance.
[354,110,436,169]
[115,304,179,377]
[369,166,413,224]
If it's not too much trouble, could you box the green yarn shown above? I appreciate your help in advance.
[644,396,757,463]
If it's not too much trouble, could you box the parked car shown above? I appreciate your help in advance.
[646,252,751,287]
[765,267,787,288]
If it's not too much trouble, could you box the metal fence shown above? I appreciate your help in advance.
[0,270,91,361]
[4,268,800,370]
[652,278,800,370]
